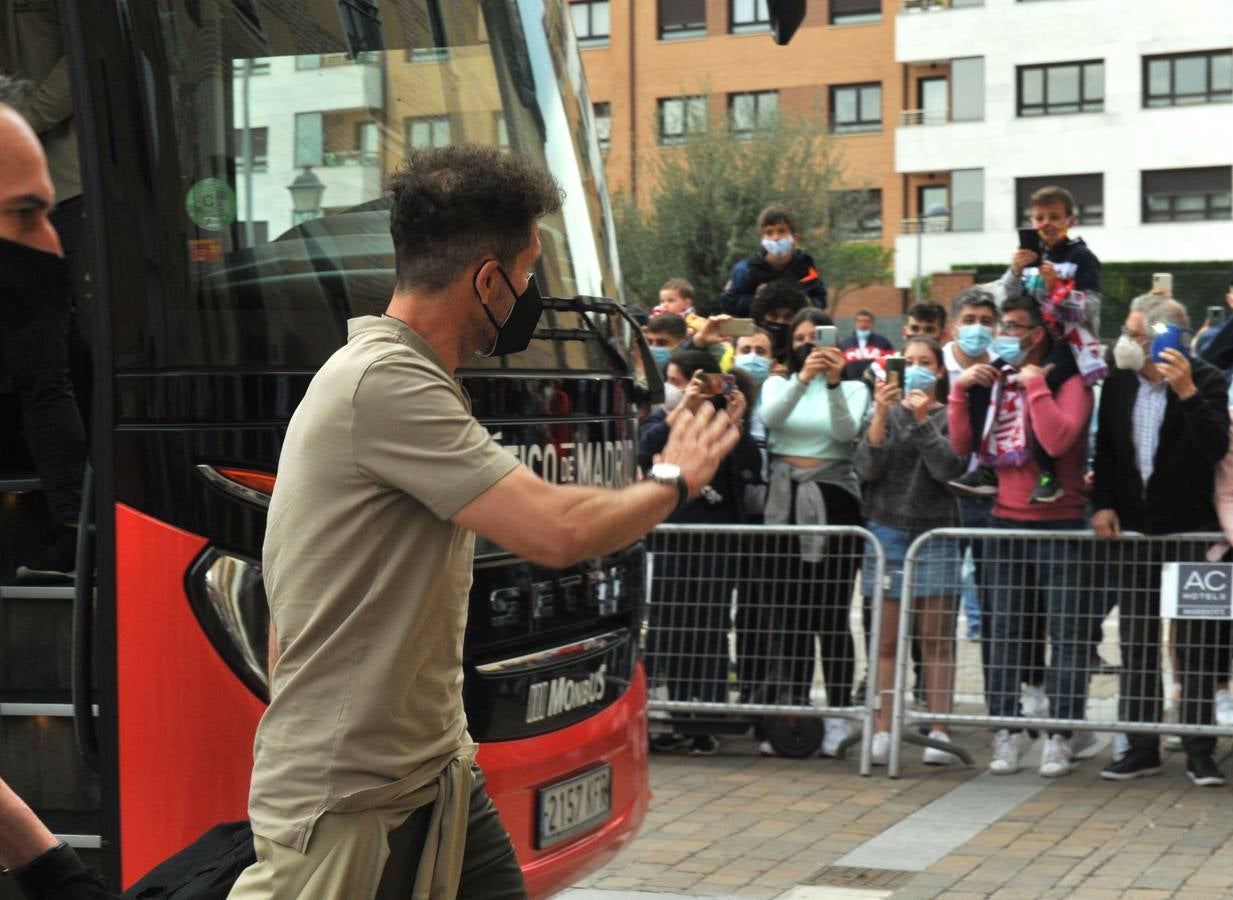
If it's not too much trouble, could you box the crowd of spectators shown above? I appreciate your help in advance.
[638,193,1233,786]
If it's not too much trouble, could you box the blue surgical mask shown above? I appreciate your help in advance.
[956,323,994,357]
[650,346,672,369]
[761,235,795,258]
[903,365,937,395]
[855,329,871,340]
[734,353,771,385]
[991,335,1025,367]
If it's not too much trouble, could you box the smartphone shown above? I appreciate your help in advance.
[1208,305,1229,327]
[697,372,735,396]
[717,317,756,338]
[885,356,905,388]
[1152,272,1173,295]
[814,325,838,347]
[1017,227,1042,259]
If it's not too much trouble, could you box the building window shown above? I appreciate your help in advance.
[294,112,323,166]
[830,83,881,133]
[356,122,379,164]
[728,90,778,137]
[832,189,882,239]
[830,0,881,24]
[1142,166,1233,223]
[1016,174,1104,227]
[1144,49,1232,108]
[730,0,769,33]
[233,126,269,171]
[659,0,706,39]
[1018,60,1104,116]
[951,168,983,232]
[570,1,611,47]
[407,0,449,61]
[495,112,510,149]
[658,96,707,145]
[918,184,948,221]
[406,115,451,150]
[593,102,612,154]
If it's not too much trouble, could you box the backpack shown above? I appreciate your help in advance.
[122,822,255,899]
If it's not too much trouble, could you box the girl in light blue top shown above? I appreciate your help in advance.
[753,308,870,758]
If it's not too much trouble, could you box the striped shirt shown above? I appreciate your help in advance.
[1131,374,1169,486]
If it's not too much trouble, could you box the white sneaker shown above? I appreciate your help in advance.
[1020,684,1049,718]
[758,740,778,757]
[1039,734,1074,777]
[1218,689,1233,727]
[922,729,957,766]
[1070,730,1100,760]
[870,731,891,766]
[820,717,851,758]
[1112,732,1130,762]
[990,729,1028,775]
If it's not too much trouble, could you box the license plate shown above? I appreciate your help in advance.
[536,764,612,849]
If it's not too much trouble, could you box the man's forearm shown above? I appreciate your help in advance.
[556,480,679,566]
[0,778,59,873]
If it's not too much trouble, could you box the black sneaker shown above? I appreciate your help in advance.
[649,733,690,753]
[15,527,78,584]
[1101,747,1163,780]
[690,734,719,756]
[1186,752,1226,787]
[1029,472,1064,504]
[948,467,999,498]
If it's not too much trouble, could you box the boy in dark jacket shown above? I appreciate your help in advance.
[719,204,827,316]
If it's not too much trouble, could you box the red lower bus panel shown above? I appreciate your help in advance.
[115,503,648,894]
[115,505,266,886]
[480,665,649,899]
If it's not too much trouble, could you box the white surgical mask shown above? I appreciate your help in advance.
[761,235,795,258]
[663,381,684,411]
[1113,335,1146,371]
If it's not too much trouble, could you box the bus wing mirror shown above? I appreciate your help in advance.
[768,0,806,45]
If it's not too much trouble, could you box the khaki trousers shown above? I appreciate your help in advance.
[228,767,527,900]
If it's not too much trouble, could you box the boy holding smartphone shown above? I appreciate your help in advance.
[951,186,1104,505]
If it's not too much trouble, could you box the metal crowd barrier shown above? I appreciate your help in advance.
[889,528,1233,778]
[643,524,884,775]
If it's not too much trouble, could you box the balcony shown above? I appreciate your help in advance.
[899,108,951,127]
[900,0,983,11]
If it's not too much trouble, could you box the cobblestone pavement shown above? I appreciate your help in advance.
[562,732,1233,899]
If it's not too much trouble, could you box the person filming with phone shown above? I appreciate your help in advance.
[639,350,763,756]
[756,308,870,757]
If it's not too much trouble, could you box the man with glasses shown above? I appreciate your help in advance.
[948,296,1095,778]
[1093,296,1231,786]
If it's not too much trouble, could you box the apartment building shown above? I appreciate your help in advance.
[572,0,905,312]
[894,0,1233,288]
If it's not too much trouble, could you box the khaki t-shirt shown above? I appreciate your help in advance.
[248,316,519,852]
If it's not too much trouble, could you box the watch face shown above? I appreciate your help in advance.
[651,463,681,480]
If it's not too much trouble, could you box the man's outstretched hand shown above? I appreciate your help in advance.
[656,402,740,498]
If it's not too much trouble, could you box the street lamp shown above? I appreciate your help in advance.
[288,165,325,227]
[914,203,951,303]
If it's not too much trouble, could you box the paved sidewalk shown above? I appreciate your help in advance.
[561,732,1233,899]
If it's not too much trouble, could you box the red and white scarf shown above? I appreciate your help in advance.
[979,371,1029,468]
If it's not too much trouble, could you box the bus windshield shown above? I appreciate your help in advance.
[127,0,622,372]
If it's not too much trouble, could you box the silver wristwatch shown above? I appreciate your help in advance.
[648,462,690,510]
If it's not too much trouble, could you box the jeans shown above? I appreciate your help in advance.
[985,517,1090,734]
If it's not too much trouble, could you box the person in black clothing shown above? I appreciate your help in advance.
[839,307,894,381]
[0,86,86,582]
[719,204,827,316]
[640,350,763,756]
[1093,298,1231,786]
[750,280,809,370]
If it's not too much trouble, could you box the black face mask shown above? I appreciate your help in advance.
[790,342,815,373]
[0,236,70,332]
[762,320,791,356]
[473,265,543,357]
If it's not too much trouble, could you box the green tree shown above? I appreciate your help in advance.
[613,110,890,315]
